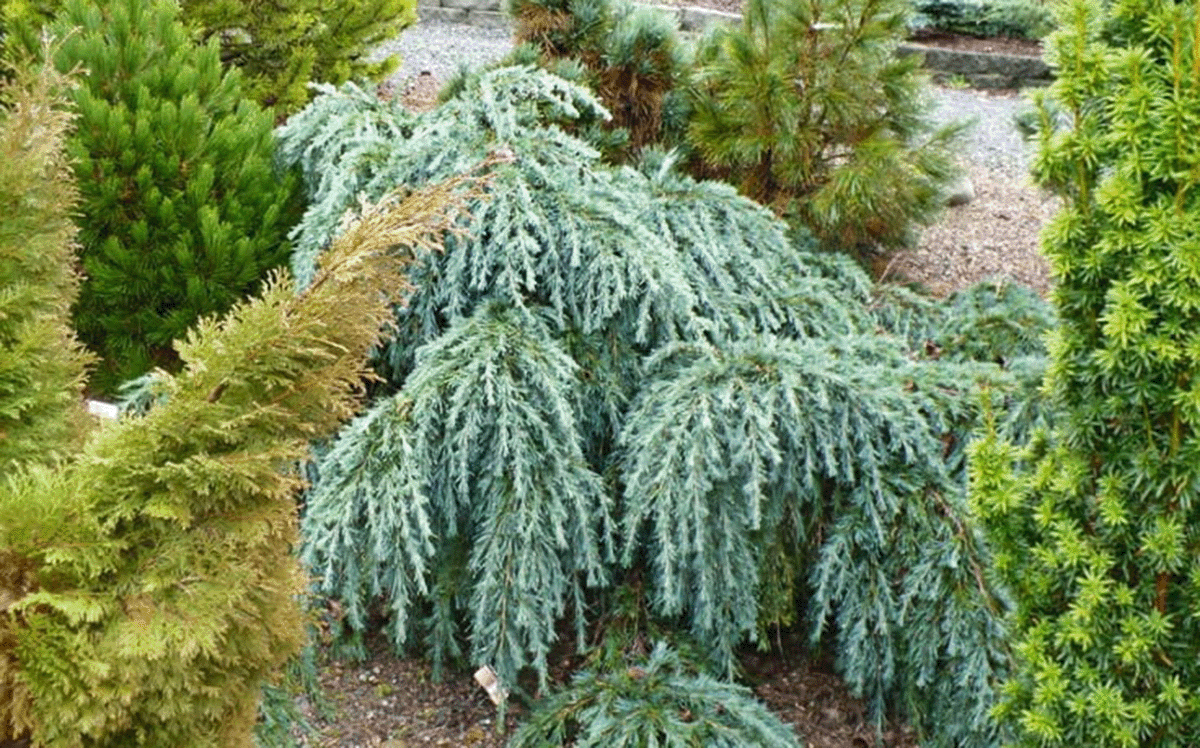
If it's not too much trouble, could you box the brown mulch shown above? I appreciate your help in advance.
[301,630,921,748]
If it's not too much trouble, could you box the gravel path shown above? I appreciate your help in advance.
[377,17,1053,295]
[380,19,1036,169]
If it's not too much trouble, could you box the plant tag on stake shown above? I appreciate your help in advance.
[474,665,507,705]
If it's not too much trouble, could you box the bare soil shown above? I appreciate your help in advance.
[299,629,920,747]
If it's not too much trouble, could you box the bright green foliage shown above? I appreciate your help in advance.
[285,68,1040,745]
[3,0,416,115]
[178,0,416,115]
[971,1,1200,745]
[509,0,691,157]
[688,0,961,251]
[0,1,56,79]
[507,643,803,748]
[0,179,470,746]
[31,0,300,395]
[0,63,92,472]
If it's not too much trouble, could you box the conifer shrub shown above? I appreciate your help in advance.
[28,0,301,395]
[0,174,472,746]
[508,643,803,747]
[687,0,962,252]
[178,0,417,115]
[3,0,416,115]
[0,61,92,473]
[283,68,1045,746]
[971,0,1200,745]
[508,0,691,157]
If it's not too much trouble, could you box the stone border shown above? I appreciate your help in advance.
[897,42,1051,89]
[413,0,1052,87]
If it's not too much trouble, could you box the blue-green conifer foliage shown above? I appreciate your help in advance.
[285,67,1050,745]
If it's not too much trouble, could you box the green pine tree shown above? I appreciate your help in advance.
[32,0,302,395]
[0,176,473,747]
[687,0,961,252]
[971,0,1200,745]
[178,0,417,115]
[508,0,692,158]
[0,58,91,473]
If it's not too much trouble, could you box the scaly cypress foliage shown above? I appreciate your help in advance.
[508,643,803,748]
[178,0,416,115]
[0,61,91,472]
[687,0,961,252]
[971,0,1200,745]
[285,68,1036,745]
[30,0,301,395]
[0,179,472,747]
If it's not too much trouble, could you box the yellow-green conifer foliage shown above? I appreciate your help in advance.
[179,0,417,115]
[0,62,91,473]
[0,177,473,746]
[972,0,1200,744]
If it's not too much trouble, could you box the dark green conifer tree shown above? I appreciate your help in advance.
[508,0,691,158]
[34,0,301,395]
[0,59,91,472]
[971,0,1200,744]
[0,177,472,747]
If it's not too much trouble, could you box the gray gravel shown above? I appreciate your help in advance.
[375,20,516,88]
[925,86,1036,174]
[376,19,1037,175]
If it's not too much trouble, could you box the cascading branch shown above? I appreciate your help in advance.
[971,0,1200,745]
[286,66,1047,746]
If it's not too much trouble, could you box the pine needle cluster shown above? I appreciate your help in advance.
[178,0,417,115]
[3,0,416,116]
[687,0,962,251]
[508,0,692,157]
[21,0,302,395]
